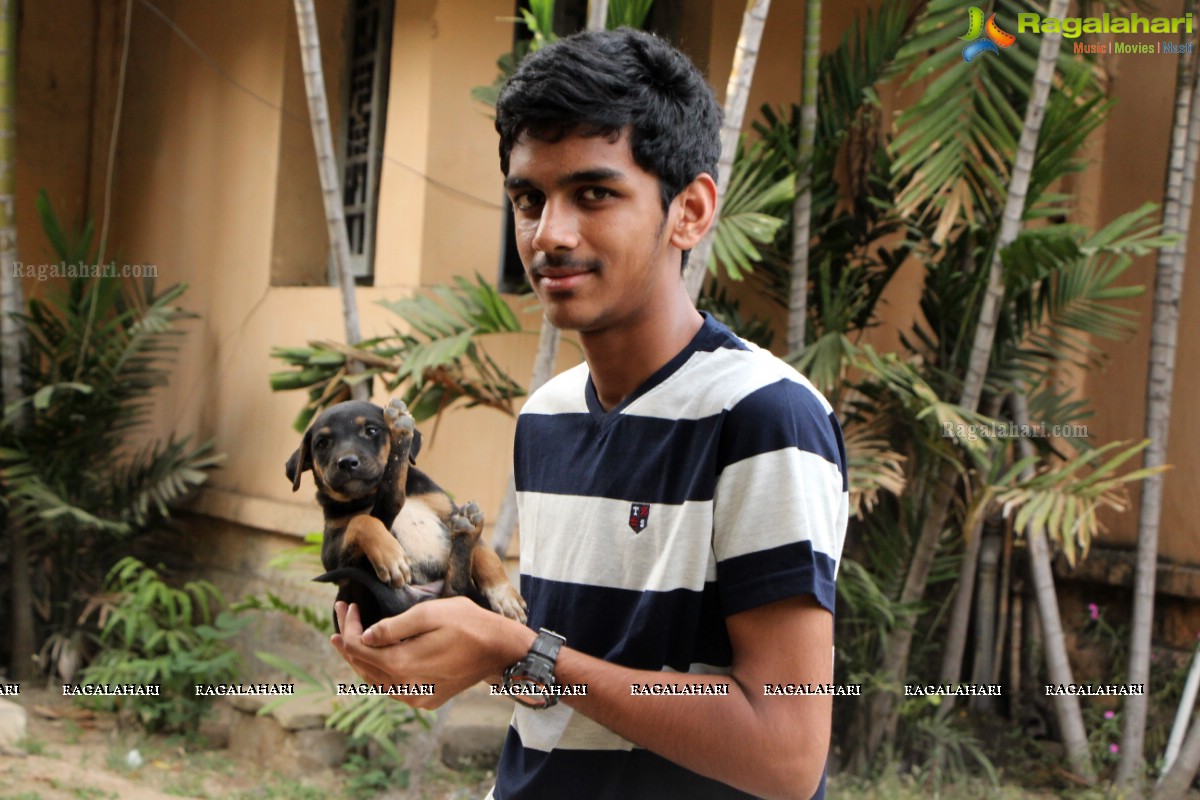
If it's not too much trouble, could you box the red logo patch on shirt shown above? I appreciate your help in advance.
[628,503,650,533]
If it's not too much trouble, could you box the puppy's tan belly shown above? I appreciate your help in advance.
[392,496,451,585]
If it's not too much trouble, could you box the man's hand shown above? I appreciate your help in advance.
[330,598,535,710]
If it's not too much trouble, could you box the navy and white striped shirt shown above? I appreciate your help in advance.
[491,314,848,800]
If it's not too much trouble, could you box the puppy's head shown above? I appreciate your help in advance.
[285,401,391,500]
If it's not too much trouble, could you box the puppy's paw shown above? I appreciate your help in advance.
[384,398,415,447]
[486,583,528,623]
[450,501,484,543]
[362,533,412,587]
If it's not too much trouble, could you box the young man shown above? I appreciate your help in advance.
[332,29,848,800]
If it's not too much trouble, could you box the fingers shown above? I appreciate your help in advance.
[333,600,361,638]
[360,595,447,645]
[331,602,388,681]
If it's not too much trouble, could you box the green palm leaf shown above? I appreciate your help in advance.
[707,139,796,281]
[271,275,527,431]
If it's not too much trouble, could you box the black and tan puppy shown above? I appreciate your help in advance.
[285,398,526,629]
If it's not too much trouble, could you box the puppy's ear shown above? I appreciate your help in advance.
[409,428,422,464]
[285,428,314,492]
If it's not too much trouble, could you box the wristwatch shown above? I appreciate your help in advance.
[502,628,566,710]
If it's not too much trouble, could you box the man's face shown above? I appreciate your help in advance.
[504,131,682,335]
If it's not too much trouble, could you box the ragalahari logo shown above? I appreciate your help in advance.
[961,7,1016,62]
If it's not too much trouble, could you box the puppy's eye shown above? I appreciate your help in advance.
[313,437,329,451]
[364,425,380,437]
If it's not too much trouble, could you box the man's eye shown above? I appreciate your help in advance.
[580,187,613,201]
[511,192,543,212]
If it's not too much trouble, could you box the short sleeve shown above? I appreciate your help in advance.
[711,378,848,617]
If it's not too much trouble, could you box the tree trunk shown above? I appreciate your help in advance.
[1116,6,1200,789]
[1012,394,1093,780]
[968,531,1001,713]
[683,0,772,301]
[861,0,1074,766]
[786,0,820,354]
[586,0,609,32]
[1155,710,1200,800]
[293,0,367,401]
[935,513,985,718]
[0,0,34,681]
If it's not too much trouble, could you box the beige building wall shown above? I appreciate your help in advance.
[1084,4,1200,565]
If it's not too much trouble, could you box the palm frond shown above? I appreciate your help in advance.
[890,0,1100,239]
[109,437,224,527]
[843,421,907,518]
[993,439,1166,565]
[708,139,796,282]
[271,275,527,430]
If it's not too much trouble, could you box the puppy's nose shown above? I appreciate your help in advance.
[337,455,360,472]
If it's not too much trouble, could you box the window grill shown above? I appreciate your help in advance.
[339,0,393,284]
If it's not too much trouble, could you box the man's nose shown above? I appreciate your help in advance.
[531,198,579,253]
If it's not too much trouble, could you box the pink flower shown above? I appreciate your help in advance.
[1110,743,1119,754]
[1088,603,1100,621]
[1104,710,1115,719]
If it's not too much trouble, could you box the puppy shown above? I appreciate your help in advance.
[285,398,526,629]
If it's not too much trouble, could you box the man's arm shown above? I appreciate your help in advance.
[333,592,832,800]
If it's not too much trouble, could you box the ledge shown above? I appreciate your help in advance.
[184,487,323,538]
[1056,547,1200,600]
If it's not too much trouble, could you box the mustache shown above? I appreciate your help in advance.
[530,253,603,275]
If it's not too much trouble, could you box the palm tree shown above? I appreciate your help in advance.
[787,0,820,354]
[684,0,773,301]
[293,0,368,402]
[1,193,223,681]
[863,0,1079,768]
[1118,3,1200,789]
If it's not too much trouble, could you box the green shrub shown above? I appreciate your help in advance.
[76,557,247,733]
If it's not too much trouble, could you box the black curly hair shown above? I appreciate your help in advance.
[495,28,722,212]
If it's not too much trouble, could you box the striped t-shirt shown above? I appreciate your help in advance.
[491,313,848,800]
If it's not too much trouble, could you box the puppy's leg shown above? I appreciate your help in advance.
[344,515,411,586]
[471,532,527,623]
[374,398,416,529]
[445,501,484,599]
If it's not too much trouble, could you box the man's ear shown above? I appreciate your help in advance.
[285,428,314,492]
[669,172,718,253]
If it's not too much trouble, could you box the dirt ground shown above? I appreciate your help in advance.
[0,688,494,800]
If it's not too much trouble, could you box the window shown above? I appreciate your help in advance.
[339,0,394,285]
[270,0,394,287]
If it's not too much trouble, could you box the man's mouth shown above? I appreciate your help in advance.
[531,257,601,291]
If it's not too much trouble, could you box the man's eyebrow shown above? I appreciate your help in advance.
[504,168,626,191]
